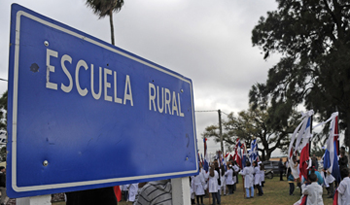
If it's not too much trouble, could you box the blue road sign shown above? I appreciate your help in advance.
[7,4,198,198]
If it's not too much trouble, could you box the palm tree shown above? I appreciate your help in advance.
[86,0,124,45]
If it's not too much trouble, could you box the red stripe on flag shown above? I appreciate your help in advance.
[113,186,122,202]
[299,143,309,180]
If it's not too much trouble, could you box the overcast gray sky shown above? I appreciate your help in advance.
[0,0,282,156]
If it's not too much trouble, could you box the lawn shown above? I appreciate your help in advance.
[53,176,333,205]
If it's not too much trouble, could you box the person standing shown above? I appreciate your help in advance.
[0,166,6,205]
[339,147,348,172]
[233,162,240,185]
[128,183,139,203]
[338,167,350,205]
[192,166,206,205]
[225,165,235,195]
[220,165,226,196]
[121,184,129,201]
[301,173,324,205]
[287,167,295,195]
[278,158,285,181]
[239,161,254,199]
[253,161,263,196]
[208,164,220,205]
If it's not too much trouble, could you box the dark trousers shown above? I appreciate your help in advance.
[196,195,203,204]
[217,190,221,204]
[297,182,302,195]
[289,183,295,195]
[280,171,283,180]
[122,190,128,201]
[227,185,234,194]
[256,185,263,196]
[211,193,218,205]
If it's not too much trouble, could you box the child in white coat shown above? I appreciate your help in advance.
[225,165,235,195]
[240,161,255,198]
[192,166,206,205]
[208,164,220,205]
[338,167,350,205]
[301,172,323,205]
[127,183,138,203]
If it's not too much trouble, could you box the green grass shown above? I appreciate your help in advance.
[53,176,333,205]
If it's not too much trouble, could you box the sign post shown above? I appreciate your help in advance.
[7,4,198,198]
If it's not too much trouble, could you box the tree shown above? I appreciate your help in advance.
[0,91,7,162]
[0,91,7,131]
[86,0,124,45]
[250,0,350,149]
[202,106,299,161]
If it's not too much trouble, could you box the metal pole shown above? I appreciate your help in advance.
[309,114,313,154]
[218,109,223,154]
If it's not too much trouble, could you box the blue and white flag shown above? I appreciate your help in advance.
[323,112,341,183]
[250,139,258,162]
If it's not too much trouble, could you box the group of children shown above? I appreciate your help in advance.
[190,160,240,205]
[239,160,265,198]
[190,159,265,205]
[285,150,350,205]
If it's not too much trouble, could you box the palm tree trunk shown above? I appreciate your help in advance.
[109,9,115,45]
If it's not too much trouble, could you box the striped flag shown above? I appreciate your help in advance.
[299,116,311,180]
[323,112,341,183]
[203,138,209,172]
[234,139,242,168]
[250,139,258,162]
[288,110,313,179]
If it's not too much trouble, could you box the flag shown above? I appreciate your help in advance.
[288,110,313,179]
[250,139,258,162]
[224,152,230,158]
[221,153,226,170]
[234,139,242,168]
[299,140,310,180]
[198,152,201,166]
[203,138,209,172]
[323,112,341,183]
[241,143,248,168]
[113,186,122,202]
[299,116,311,180]
[333,189,339,205]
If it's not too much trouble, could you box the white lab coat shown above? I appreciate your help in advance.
[254,167,261,186]
[208,170,219,193]
[260,167,265,182]
[240,166,254,188]
[233,165,240,172]
[301,182,323,205]
[121,184,128,191]
[225,169,235,185]
[338,177,350,205]
[192,172,206,196]
[290,160,300,179]
[128,183,138,202]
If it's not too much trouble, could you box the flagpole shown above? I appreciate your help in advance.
[309,115,313,155]
[242,176,245,198]
[218,109,223,154]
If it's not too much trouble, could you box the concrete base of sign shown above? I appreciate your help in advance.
[171,177,191,205]
[17,195,51,205]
